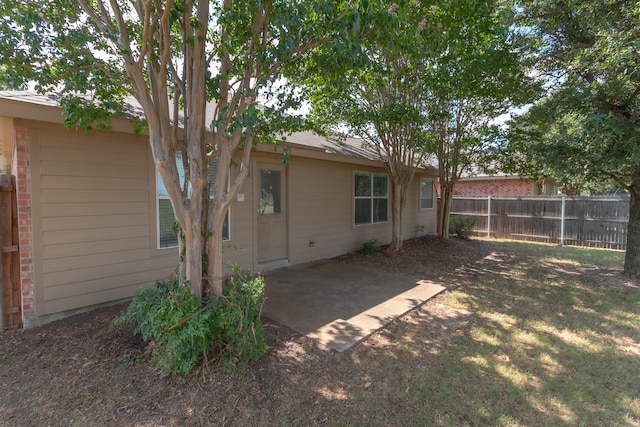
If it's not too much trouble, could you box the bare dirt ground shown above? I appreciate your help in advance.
[0,237,634,426]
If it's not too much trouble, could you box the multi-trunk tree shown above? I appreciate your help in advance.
[294,1,431,251]
[298,0,534,243]
[423,0,536,238]
[0,0,357,295]
[501,0,640,274]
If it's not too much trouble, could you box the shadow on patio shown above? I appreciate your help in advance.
[262,260,446,351]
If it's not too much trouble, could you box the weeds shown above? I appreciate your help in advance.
[449,215,476,239]
[359,238,380,255]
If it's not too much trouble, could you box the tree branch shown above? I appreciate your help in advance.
[78,0,115,33]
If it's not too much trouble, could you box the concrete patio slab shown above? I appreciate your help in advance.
[262,260,446,352]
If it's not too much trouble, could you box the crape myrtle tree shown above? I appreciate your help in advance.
[293,0,432,251]
[430,98,497,239]
[502,1,640,274]
[0,0,358,296]
[296,0,534,245]
[425,0,536,238]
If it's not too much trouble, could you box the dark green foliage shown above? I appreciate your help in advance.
[217,266,268,371]
[359,238,380,255]
[293,0,536,242]
[499,0,640,193]
[449,215,475,240]
[498,0,640,274]
[110,279,211,375]
[111,267,267,375]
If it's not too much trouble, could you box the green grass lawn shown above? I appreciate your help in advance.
[342,242,640,426]
[501,240,626,267]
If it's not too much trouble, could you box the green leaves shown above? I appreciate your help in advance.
[293,0,534,240]
[298,0,532,144]
[504,0,640,194]
[111,269,267,375]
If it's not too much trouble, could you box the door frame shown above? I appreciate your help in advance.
[253,158,289,268]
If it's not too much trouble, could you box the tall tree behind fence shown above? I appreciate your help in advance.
[450,195,629,250]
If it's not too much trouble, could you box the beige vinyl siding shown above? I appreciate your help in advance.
[23,116,436,318]
[0,117,13,173]
[25,121,176,316]
[42,201,150,217]
[287,157,437,265]
[41,237,149,259]
[288,157,362,262]
[405,173,437,238]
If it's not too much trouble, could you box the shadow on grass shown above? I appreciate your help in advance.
[258,241,638,426]
[2,239,636,426]
[375,245,640,425]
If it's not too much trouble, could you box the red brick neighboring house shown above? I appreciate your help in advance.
[454,174,558,197]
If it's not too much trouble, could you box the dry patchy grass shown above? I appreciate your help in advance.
[0,238,638,426]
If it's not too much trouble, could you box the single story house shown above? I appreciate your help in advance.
[454,173,558,197]
[0,91,438,328]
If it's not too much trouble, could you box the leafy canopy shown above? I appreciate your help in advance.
[501,0,640,194]
[0,1,353,135]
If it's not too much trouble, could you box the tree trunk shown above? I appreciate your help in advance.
[205,139,239,297]
[177,227,186,283]
[151,135,206,297]
[183,220,204,296]
[207,202,227,296]
[181,155,207,298]
[155,158,206,297]
[624,187,640,275]
[438,184,453,239]
[391,181,404,251]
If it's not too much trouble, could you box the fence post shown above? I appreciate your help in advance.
[560,196,566,246]
[487,195,491,237]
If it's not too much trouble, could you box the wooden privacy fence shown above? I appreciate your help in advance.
[1,174,21,329]
[451,195,629,250]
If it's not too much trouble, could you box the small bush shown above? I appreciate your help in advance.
[217,266,268,371]
[449,215,476,239]
[359,238,380,255]
[111,267,267,375]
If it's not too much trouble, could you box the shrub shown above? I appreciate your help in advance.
[449,215,476,239]
[216,266,268,371]
[359,238,380,255]
[111,267,267,375]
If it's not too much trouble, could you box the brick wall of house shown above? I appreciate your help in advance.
[13,125,35,319]
[454,178,534,196]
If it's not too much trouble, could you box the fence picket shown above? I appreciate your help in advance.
[450,195,629,250]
